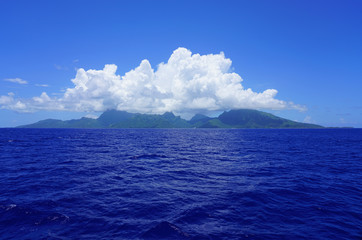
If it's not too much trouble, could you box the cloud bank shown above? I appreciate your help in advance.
[0,48,305,115]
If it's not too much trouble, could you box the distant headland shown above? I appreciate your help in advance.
[16,109,323,129]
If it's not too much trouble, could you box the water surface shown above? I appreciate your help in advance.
[0,129,361,239]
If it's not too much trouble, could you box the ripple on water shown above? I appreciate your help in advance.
[0,128,361,239]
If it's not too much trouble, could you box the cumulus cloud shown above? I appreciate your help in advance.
[0,92,28,111]
[0,48,306,115]
[4,78,28,84]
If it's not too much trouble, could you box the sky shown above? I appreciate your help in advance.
[1,0,362,127]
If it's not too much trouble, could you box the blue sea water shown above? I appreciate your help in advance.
[0,128,361,240]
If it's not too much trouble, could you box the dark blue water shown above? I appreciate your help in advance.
[0,129,361,239]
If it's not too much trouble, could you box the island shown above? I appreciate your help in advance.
[17,109,323,129]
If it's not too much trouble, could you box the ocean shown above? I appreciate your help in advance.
[0,128,361,239]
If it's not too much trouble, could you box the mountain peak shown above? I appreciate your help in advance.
[162,112,176,119]
[189,114,211,124]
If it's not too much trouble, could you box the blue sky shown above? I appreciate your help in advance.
[1,0,361,127]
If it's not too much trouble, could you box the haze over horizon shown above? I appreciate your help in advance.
[1,0,361,127]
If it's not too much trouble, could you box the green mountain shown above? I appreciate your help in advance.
[97,110,133,126]
[210,109,322,128]
[18,117,102,128]
[189,114,211,127]
[17,109,323,129]
[110,112,190,128]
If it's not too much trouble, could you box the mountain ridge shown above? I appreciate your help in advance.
[16,109,323,129]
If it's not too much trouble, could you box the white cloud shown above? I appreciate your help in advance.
[84,114,99,119]
[303,116,312,123]
[54,64,68,71]
[0,48,306,115]
[0,93,15,105]
[0,92,29,111]
[35,84,49,87]
[4,78,28,84]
